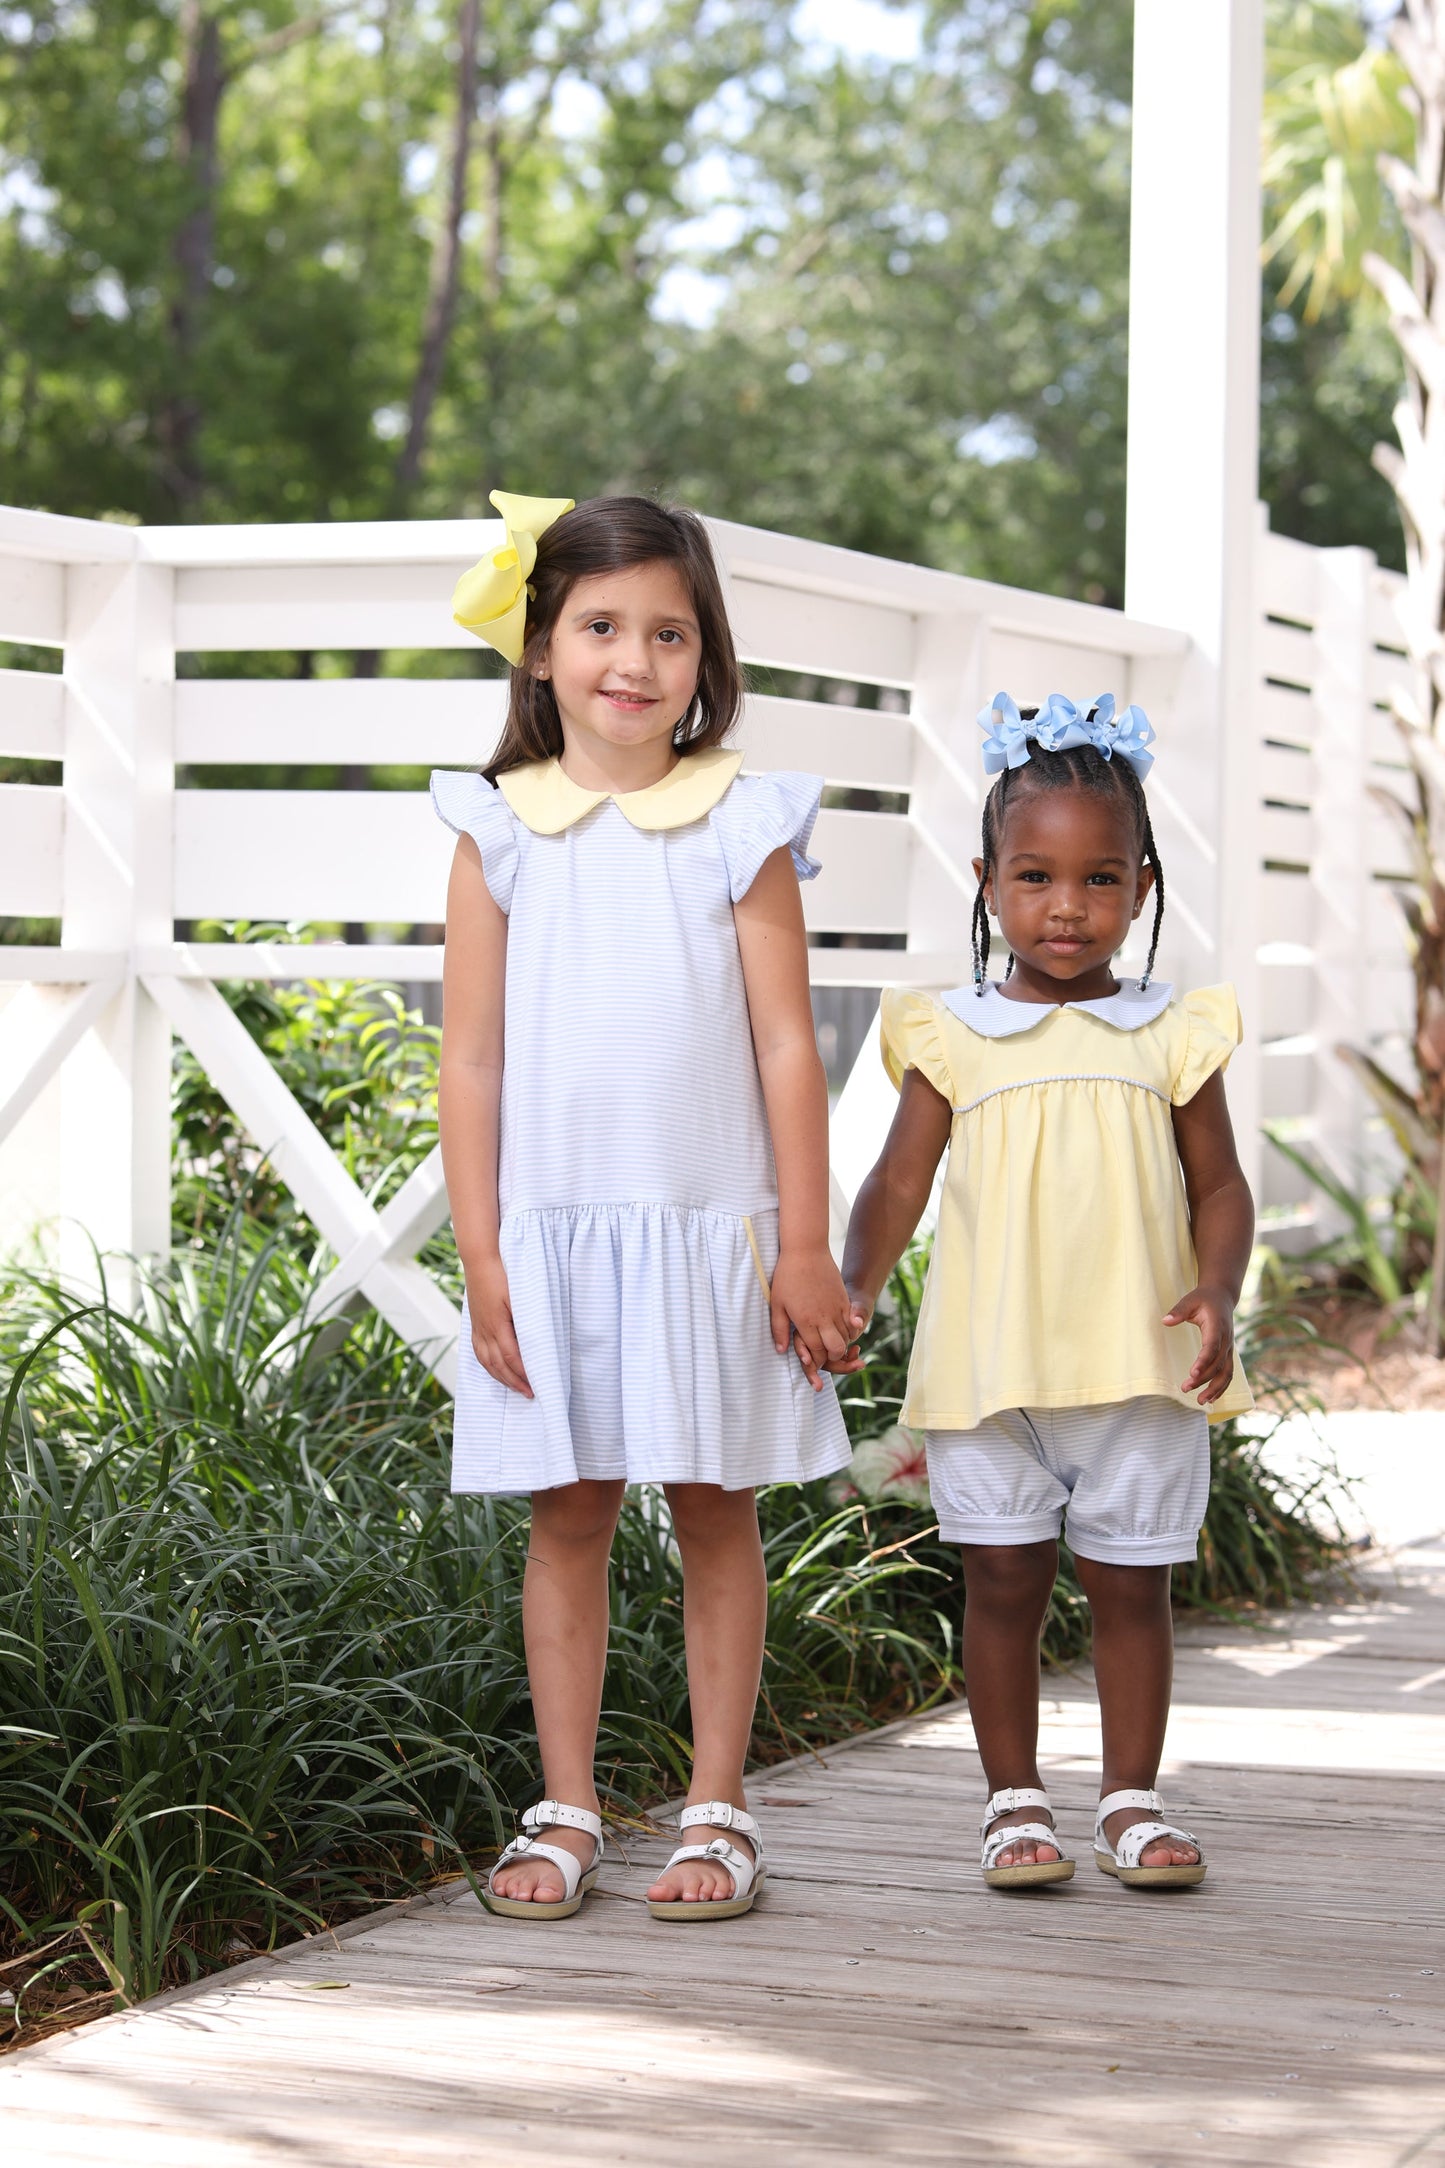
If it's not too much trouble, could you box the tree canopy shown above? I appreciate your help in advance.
[0,0,1407,598]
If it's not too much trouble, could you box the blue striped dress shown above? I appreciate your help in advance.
[431,753,850,1495]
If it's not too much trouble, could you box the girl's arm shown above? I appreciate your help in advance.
[437,836,531,1397]
[1167,1069,1255,1405]
[734,846,862,1385]
[841,1070,953,1330]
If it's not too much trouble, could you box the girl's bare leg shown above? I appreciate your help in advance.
[646,1483,767,1904]
[1073,1555,1200,1868]
[959,1540,1064,1868]
[490,1478,625,1902]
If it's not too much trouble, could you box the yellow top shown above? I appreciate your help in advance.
[497,747,743,834]
[881,979,1254,1430]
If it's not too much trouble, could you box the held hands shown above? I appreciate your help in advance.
[1164,1283,1237,1405]
[770,1247,866,1391]
[466,1251,533,1398]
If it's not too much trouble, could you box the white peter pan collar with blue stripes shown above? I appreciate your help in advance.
[941,980,1174,1038]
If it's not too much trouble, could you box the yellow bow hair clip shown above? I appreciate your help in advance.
[452,488,576,664]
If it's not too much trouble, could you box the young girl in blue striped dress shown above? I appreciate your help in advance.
[432,490,859,1922]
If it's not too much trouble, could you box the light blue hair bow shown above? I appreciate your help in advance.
[977,691,1155,780]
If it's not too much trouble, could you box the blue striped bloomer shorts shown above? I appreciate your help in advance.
[925,1396,1211,1565]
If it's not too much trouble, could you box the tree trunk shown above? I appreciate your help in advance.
[158,3,226,516]
[391,0,481,512]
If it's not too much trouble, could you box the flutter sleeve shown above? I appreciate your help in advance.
[708,770,823,901]
[880,988,955,1102]
[430,769,520,915]
[1171,984,1243,1105]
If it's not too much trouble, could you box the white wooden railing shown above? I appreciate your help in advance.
[0,500,1415,1384]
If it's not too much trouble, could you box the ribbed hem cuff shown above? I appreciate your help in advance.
[1064,1523,1201,1567]
[934,1510,1063,1546]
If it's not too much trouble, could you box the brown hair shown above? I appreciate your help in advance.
[482,495,744,782]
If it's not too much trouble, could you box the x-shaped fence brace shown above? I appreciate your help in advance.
[0,965,463,1393]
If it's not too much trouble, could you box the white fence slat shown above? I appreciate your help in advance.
[171,679,919,794]
[1258,681,1316,745]
[0,946,125,983]
[1260,867,1312,945]
[736,696,913,790]
[1368,647,1415,708]
[806,811,912,932]
[0,558,64,647]
[172,791,914,934]
[1259,803,1312,863]
[1260,741,1312,804]
[0,505,138,566]
[983,630,1129,704]
[174,789,451,922]
[1258,618,1316,688]
[0,668,64,756]
[174,676,505,765]
[173,562,479,653]
[1258,530,1318,624]
[0,784,64,913]
[727,576,914,685]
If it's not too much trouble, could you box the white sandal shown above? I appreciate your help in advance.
[980,1786,1075,1888]
[483,1800,604,1919]
[647,1802,765,1922]
[1093,1788,1206,1887]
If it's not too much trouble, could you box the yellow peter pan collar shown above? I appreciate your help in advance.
[498,745,742,835]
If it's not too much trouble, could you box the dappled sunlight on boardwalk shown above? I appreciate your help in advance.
[3,1547,1443,2166]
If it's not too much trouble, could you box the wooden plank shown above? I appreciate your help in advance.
[0,783,63,914]
[173,561,479,654]
[0,667,64,757]
[3,1547,1441,2167]
[728,577,914,686]
[984,629,1129,706]
[172,682,917,795]
[0,557,64,647]
[736,697,913,791]
[172,791,915,936]
[1258,528,1319,625]
[1257,678,1318,746]
[1259,617,1317,690]
[174,676,507,765]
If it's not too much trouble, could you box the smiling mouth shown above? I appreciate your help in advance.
[602,690,657,709]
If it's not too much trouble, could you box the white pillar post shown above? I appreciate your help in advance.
[59,554,175,1288]
[1125,0,1265,1194]
[1310,545,1374,1215]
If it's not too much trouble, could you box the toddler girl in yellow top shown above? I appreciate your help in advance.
[842,693,1255,1894]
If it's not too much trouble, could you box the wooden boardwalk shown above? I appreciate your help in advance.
[4,1543,1443,2167]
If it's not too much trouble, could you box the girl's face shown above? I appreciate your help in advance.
[973,784,1154,996]
[538,560,702,756]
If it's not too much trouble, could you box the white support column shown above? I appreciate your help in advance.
[59,554,175,1286]
[1310,546,1374,1211]
[1126,0,1265,1192]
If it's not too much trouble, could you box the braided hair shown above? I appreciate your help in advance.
[970,711,1166,994]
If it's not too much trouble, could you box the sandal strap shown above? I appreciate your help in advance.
[981,1786,1052,1834]
[1099,1817,1200,1870]
[981,1821,1070,1871]
[662,1837,759,1900]
[1095,1788,1162,1826]
[489,1837,592,1899]
[522,1799,603,1841]
[678,1801,760,1846]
